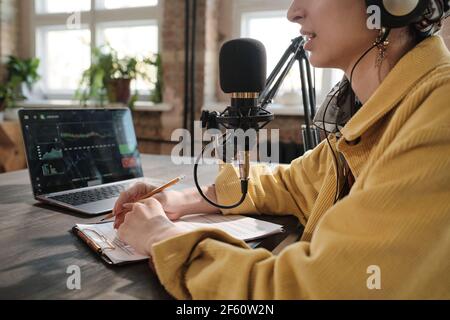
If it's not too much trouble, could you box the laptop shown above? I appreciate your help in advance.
[19,108,144,215]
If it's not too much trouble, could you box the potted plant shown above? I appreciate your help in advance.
[76,45,162,107]
[0,56,41,121]
[149,53,163,104]
[0,84,13,122]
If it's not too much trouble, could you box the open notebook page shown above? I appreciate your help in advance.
[176,214,284,242]
[76,214,284,264]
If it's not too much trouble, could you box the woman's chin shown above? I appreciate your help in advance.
[308,53,337,69]
[308,54,326,68]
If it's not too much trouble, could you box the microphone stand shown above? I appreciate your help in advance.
[259,36,320,151]
[195,37,321,210]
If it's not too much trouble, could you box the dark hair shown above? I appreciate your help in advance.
[408,24,426,45]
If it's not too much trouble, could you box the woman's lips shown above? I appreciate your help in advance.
[301,31,317,51]
[304,34,316,51]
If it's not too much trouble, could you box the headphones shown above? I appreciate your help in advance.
[365,0,428,28]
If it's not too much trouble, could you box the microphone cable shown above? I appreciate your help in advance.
[194,133,249,210]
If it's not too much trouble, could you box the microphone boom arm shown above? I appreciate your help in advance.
[259,36,319,151]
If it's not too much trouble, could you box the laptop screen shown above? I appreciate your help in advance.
[20,108,143,196]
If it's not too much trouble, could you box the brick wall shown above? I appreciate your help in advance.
[141,0,219,155]
[0,0,19,81]
[216,0,233,103]
[203,0,219,105]
[145,0,189,155]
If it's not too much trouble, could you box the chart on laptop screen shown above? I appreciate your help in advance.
[20,109,143,196]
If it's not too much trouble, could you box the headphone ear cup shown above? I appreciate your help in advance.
[366,0,428,28]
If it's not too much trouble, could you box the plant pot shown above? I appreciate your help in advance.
[106,78,132,105]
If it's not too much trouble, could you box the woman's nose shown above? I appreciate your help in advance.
[287,0,306,23]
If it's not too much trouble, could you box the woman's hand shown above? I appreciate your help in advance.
[113,182,191,229]
[117,198,187,256]
[113,182,221,229]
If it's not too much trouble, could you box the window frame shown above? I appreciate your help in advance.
[232,0,342,107]
[24,0,163,101]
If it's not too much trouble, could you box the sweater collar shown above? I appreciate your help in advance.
[340,36,450,141]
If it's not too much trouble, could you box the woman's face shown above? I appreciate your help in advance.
[287,0,379,70]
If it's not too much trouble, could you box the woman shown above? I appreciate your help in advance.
[114,0,450,299]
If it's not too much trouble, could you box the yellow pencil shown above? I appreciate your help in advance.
[101,175,186,221]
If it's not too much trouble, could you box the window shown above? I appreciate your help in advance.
[96,22,159,91]
[35,0,91,14]
[36,27,91,92]
[30,0,161,100]
[99,0,158,10]
[235,0,343,107]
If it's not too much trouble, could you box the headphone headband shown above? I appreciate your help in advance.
[365,0,428,28]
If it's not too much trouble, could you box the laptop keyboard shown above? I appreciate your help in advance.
[49,184,129,206]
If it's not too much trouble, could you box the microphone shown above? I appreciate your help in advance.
[196,36,317,210]
[214,39,275,184]
[197,38,275,210]
[201,38,275,133]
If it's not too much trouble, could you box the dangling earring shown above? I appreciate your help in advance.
[374,27,390,68]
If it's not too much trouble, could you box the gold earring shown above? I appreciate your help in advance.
[374,28,390,68]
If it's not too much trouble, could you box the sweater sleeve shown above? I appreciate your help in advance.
[152,127,450,300]
[214,140,332,224]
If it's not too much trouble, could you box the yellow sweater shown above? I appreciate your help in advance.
[152,36,450,299]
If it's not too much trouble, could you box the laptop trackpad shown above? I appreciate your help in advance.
[75,198,119,215]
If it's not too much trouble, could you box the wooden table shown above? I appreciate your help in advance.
[0,155,301,300]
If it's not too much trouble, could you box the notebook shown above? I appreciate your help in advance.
[73,214,284,265]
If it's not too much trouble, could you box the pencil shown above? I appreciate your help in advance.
[101,175,186,221]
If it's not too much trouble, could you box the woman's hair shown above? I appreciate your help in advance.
[410,0,450,43]
[409,25,425,45]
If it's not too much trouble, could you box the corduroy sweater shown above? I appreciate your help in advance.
[152,36,450,299]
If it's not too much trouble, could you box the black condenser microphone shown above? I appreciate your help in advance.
[220,38,266,99]
[201,38,274,133]
[197,38,274,210]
